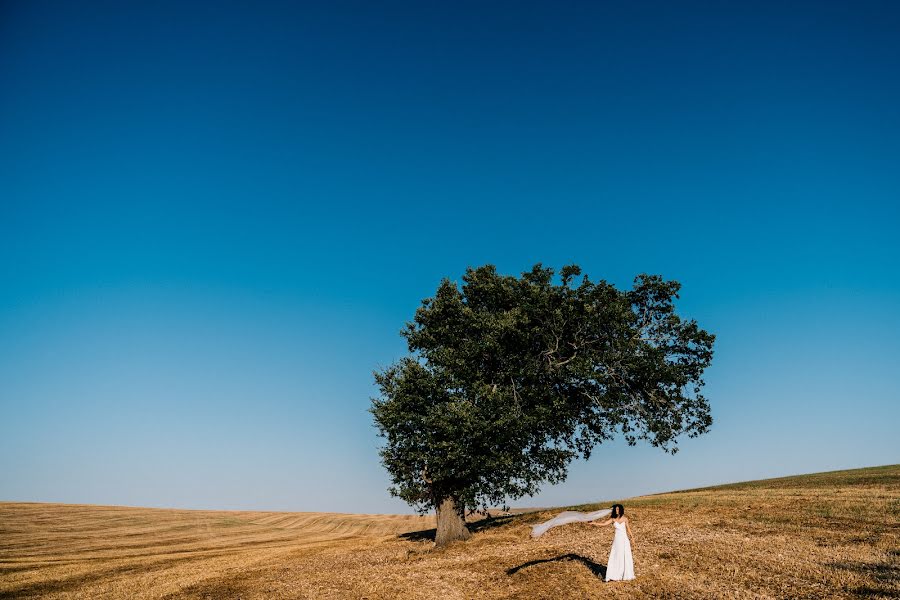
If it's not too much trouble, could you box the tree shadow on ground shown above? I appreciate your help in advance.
[507,553,607,579]
[826,553,900,597]
[398,514,519,542]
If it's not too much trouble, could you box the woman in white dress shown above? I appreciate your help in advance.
[591,503,635,581]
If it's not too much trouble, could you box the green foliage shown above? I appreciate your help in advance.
[370,264,715,514]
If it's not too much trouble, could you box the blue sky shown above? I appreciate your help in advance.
[1,0,898,513]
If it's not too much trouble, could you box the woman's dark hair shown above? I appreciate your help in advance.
[611,504,625,518]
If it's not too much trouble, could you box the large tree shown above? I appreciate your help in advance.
[370,264,715,546]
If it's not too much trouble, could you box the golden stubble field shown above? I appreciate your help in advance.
[1,465,897,599]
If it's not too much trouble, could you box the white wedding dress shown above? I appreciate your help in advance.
[605,520,635,581]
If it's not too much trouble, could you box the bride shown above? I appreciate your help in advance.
[590,503,635,581]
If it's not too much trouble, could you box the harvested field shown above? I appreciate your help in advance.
[0,504,431,599]
[2,464,898,599]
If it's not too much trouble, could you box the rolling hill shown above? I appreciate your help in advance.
[1,464,897,599]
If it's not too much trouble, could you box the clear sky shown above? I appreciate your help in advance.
[1,0,898,514]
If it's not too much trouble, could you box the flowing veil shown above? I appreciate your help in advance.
[530,508,612,538]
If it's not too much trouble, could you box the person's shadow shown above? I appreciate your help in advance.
[507,553,607,579]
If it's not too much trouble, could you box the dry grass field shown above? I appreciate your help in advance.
[2,464,897,599]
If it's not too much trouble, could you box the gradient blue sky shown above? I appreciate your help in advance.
[1,0,898,513]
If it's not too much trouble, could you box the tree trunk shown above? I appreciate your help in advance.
[434,496,470,546]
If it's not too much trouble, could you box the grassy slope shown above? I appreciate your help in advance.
[2,465,898,599]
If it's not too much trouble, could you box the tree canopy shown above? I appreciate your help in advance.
[370,264,715,521]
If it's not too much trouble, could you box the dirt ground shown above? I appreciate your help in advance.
[2,465,897,599]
